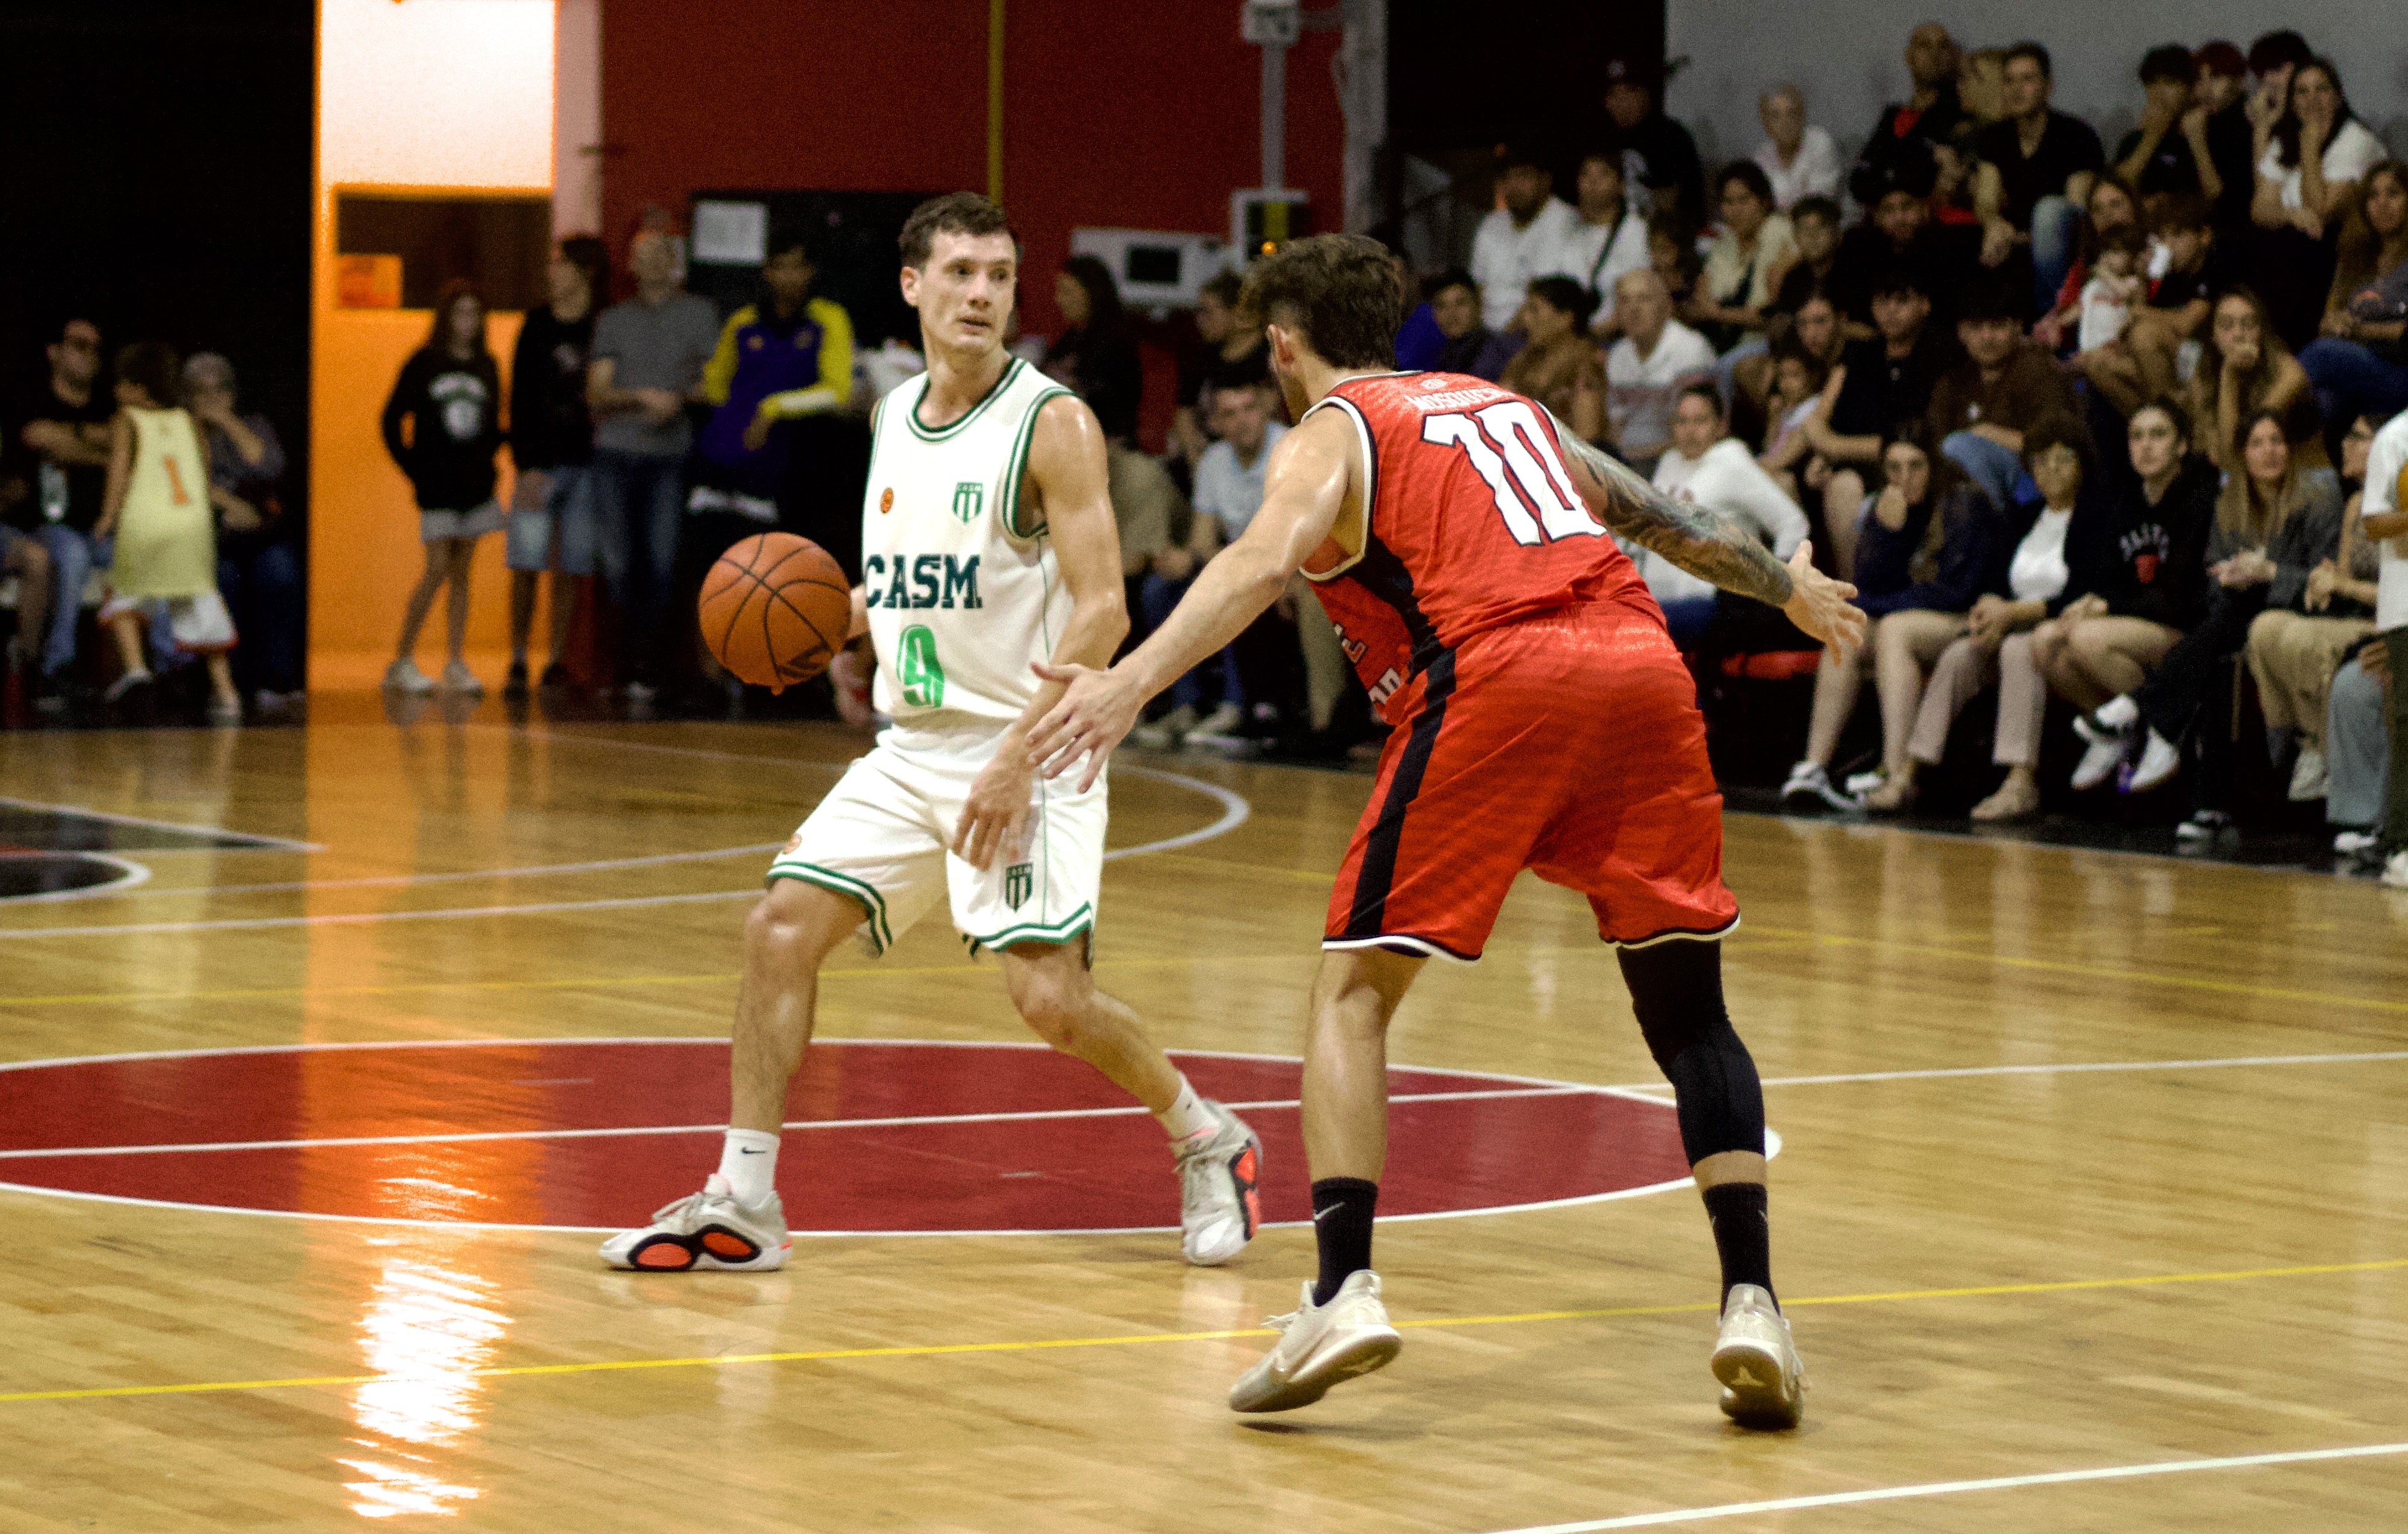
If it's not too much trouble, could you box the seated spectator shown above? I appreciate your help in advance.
[1,522,49,700]
[1753,84,1842,211]
[382,281,505,696]
[1172,271,1271,466]
[1104,434,1189,630]
[2193,41,2257,239]
[1868,413,2106,816]
[1782,426,1999,811]
[1797,267,1953,575]
[1556,149,1650,336]
[2247,411,2383,800]
[2361,408,2408,885]
[1469,145,1577,334]
[2031,174,2141,354]
[1641,382,1808,648]
[2079,195,2219,417]
[1832,142,1979,330]
[183,353,300,710]
[1925,280,2077,516]
[1973,42,2105,317]
[1500,276,1606,443]
[2187,287,2320,474]
[1686,162,1796,371]
[1136,382,1292,747]
[2300,161,2408,442]
[1043,255,1142,441]
[1604,268,1715,472]
[1425,270,1520,380]
[505,235,606,695]
[2113,45,2220,210]
[2068,409,2342,810]
[93,341,241,722]
[1944,46,2008,210]
[1755,297,1842,489]
[10,317,112,703]
[1601,55,1706,231]
[2251,58,2385,349]
[1646,209,1702,309]
[2326,634,2392,860]
[1764,196,1845,335]
[1853,22,1965,204]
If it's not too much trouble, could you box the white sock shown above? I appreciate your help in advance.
[716,1128,780,1205]
[2094,695,2138,730]
[1154,1075,1216,1142]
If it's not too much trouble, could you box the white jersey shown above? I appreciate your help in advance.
[861,356,1075,725]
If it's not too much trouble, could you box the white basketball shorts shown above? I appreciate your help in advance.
[767,721,1106,956]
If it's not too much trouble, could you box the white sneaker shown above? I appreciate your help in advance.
[2333,829,2380,857]
[206,695,243,727]
[1842,767,1886,797]
[103,668,155,703]
[1779,761,1858,813]
[439,661,483,696]
[1191,701,1244,738]
[1172,1101,1260,1266]
[1712,1283,1805,1428]
[598,1174,790,1272]
[2070,713,2132,791]
[2287,745,2328,802]
[1227,1271,1401,1413]
[383,658,435,695]
[2383,851,2408,889]
[1130,703,1198,749]
[623,679,659,706]
[2175,810,2231,842]
[2124,728,2181,793]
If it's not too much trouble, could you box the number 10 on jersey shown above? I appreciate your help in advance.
[1421,400,1604,546]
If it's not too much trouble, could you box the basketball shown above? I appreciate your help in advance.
[697,533,852,692]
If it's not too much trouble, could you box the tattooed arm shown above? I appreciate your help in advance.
[1548,409,1866,651]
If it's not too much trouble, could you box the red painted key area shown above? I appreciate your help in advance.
[0,1040,1690,1232]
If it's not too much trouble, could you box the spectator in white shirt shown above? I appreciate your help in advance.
[1605,268,1717,471]
[1641,384,1809,647]
[1753,85,1843,211]
[1555,150,1651,337]
[1469,147,1578,333]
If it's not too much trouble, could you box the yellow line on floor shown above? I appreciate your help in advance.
[5,1257,2397,1407]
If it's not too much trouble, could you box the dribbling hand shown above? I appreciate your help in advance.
[1779,542,1865,658]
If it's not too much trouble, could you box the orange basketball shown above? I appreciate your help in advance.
[698,533,851,692]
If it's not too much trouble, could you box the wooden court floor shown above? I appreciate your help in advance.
[2,699,2405,1531]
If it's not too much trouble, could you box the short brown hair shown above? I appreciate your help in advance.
[115,340,181,406]
[1239,233,1399,371]
[899,192,1016,268]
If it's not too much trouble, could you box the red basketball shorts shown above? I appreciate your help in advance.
[1325,603,1738,961]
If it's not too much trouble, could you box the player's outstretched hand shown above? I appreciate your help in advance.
[951,751,1033,872]
[1027,661,1141,792]
[1779,542,1865,658]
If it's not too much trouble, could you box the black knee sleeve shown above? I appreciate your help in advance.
[1616,939,1765,1164]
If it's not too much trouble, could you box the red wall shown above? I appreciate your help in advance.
[599,0,1346,352]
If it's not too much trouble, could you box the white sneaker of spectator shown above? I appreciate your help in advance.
[2382,850,2408,889]
[2122,729,2182,794]
[1779,761,1859,813]
[2333,829,2380,857]
[1131,703,1199,749]
[383,658,435,695]
[2070,706,2135,791]
[2175,809,2231,842]
[2286,745,2328,802]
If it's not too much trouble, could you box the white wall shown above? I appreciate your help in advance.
[1667,1,2408,184]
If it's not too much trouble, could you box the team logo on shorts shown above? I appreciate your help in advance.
[1004,861,1033,910]
[879,487,894,515]
[952,481,984,523]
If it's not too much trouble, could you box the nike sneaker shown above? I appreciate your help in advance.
[1174,1100,1261,1266]
[599,1174,790,1272]
[1712,1283,1804,1428]
[1228,1270,1401,1412]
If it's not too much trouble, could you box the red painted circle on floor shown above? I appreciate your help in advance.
[0,1040,1690,1232]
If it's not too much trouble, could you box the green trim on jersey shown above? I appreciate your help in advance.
[999,385,1074,541]
[963,902,1095,953]
[766,862,893,953]
[904,356,1026,443]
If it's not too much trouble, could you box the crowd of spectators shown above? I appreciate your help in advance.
[1375,23,2404,880]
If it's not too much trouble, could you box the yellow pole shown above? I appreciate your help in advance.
[986,0,1005,201]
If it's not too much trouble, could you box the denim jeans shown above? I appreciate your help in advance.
[218,538,304,693]
[2029,194,2080,318]
[1138,571,1238,711]
[2325,655,2390,831]
[33,523,98,676]
[592,449,687,686]
[1940,430,2034,513]
[2299,337,2408,439]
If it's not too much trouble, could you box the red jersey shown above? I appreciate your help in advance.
[1300,371,1654,722]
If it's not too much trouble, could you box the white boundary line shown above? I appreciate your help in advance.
[51,842,792,904]
[0,888,763,940]
[1480,1440,2408,1532]
[0,852,152,906]
[0,1036,1704,1233]
[0,794,320,851]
